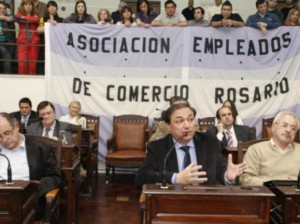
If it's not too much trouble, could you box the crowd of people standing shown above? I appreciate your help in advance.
[0,0,299,75]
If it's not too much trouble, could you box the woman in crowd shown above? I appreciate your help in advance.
[63,0,96,24]
[97,8,112,24]
[0,1,15,74]
[116,6,136,26]
[135,0,157,27]
[60,100,87,129]
[37,1,63,34]
[284,8,300,26]
[14,0,40,75]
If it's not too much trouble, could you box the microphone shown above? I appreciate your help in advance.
[0,153,12,183]
[161,132,188,189]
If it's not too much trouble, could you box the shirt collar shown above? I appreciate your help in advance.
[270,138,293,154]
[44,120,56,131]
[172,137,195,150]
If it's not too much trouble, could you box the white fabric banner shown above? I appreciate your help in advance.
[45,24,300,161]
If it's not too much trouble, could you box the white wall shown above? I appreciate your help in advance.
[0,75,45,112]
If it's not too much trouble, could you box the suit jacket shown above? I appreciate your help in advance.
[26,119,73,144]
[25,137,62,196]
[10,110,39,124]
[207,124,253,148]
[135,132,227,188]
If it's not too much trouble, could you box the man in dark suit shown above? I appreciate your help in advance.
[207,106,253,150]
[0,112,62,221]
[10,97,39,129]
[135,103,246,188]
[27,101,72,144]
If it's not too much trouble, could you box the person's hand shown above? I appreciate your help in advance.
[124,22,132,27]
[285,175,297,180]
[216,122,224,134]
[222,19,232,27]
[257,22,267,28]
[142,23,150,28]
[260,26,267,35]
[48,19,58,26]
[176,162,208,184]
[226,154,247,181]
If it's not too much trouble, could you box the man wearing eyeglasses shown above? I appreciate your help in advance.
[240,111,300,186]
[0,112,63,221]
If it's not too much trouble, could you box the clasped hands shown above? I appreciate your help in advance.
[176,154,247,185]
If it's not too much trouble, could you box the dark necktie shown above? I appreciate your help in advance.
[45,128,51,138]
[180,146,191,169]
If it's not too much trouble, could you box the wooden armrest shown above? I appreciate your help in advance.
[92,139,98,144]
[139,193,146,204]
[107,136,115,151]
[45,188,60,199]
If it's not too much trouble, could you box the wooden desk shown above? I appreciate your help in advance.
[143,184,274,224]
[61,144,81,224]
[223,147,239,163]
[269,186,300,224]
[0,180,39,224]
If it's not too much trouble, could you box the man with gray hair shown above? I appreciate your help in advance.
[240,111,300,186]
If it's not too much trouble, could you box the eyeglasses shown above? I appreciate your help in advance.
[275,122,298,132]
[0,128,14,141]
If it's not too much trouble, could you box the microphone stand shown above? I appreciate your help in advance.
[161,133,187,189]
[0,153,13,184]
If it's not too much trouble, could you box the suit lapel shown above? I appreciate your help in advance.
[53,120,60,137]
[165,135,179,173]
[194,134,207,170]
[25,138,37,179]
[37,122,43,136]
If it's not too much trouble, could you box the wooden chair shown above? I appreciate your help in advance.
[68,123,82,150]
[237,138,269,163]
[198,117,215,132]
[25,135,62,224]
[106,114,149,184]
[81,114,100,176]
[262,117,274,138]
[250,126,257,140]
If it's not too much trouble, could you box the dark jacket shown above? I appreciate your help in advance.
[26,119,73,144]
[135,132,227,188]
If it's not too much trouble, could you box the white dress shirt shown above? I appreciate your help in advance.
[0,134,30,181]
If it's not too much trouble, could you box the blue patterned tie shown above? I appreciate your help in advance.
[180,146,191,169]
